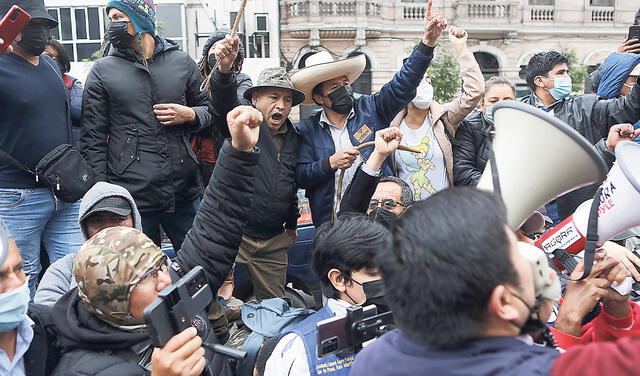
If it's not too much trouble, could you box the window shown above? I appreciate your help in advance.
[590,0,614,5]
[156,4,185,48]
[249,33,270,58]
[256,14,268,31]
[529,0,554,5]
[47,7,105,61]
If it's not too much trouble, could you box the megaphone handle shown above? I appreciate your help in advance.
[576,188,603,281]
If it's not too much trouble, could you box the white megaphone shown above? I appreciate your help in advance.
[477,101,607,229]
[535,141,640,256]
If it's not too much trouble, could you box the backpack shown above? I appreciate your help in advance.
[235,298,314,376]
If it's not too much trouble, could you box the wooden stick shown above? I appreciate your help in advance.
[332,142,421,220]
[202,0,249,91]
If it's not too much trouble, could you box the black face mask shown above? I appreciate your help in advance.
[368,207,398,229]
[17,23,50,56]
[327,85,354,114]
[362,279,390,313]
[509,290,546,335]
[108,21,135,51]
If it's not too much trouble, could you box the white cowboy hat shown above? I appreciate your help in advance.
[291,51,366,105]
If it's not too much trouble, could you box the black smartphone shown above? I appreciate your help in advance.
[316,305,378,358]
[628,26,640,41]
[143,266,212,347]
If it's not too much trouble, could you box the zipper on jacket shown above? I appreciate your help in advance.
[56,176,60,191]
[35,167,39,182]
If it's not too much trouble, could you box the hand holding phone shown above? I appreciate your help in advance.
[0,5,31,55]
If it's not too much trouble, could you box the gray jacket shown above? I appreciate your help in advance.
[34,182,142,306]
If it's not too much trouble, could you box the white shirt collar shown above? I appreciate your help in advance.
[319,109,356,129]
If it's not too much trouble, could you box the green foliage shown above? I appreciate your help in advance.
[428,49,461,102]
[560,47,588,94]
[81,49,102,62]
[405,41,461,102]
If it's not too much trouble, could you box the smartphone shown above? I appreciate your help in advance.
[143,266,212,347]
[0,5,31,54]
[628,26,640,42]
[316,304,378,358]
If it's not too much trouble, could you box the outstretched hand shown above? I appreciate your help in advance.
[227,106,263,152]
[423,0,448,47]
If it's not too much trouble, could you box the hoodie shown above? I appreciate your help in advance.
[34,182,143,306]
[50,290,152,375]
[596,53,640,100]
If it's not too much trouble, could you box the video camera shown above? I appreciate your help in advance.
[316,304,394,358]
[143,265,246,361]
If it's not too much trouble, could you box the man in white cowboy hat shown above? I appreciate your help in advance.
[293,0,447,227]
[207,36,306,300]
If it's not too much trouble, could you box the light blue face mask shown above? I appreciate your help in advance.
[484,105,494,124]
[0,281,30,332]
[547,77,572,101]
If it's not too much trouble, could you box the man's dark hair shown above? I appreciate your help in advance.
[312,215,389,299]
[379,187,519,349]
[254,336,279,376]
[378,176,414,207]
[525,51,569,91]
[48,39,71,73]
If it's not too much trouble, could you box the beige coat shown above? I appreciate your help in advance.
[390,52,484,185]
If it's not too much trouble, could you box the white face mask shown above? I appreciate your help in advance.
[412,83,433,109]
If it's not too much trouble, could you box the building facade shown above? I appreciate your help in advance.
[44,0,280,83]
[280,0,636,104]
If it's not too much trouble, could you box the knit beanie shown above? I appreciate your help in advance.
[106,0,157,35]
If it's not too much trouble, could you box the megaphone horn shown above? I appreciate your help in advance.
[477,101,608,229]
[535,141,640,259]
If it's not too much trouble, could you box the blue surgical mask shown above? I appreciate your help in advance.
[484,106,494,124]
[0,281,30,332]
[547,77,572,101]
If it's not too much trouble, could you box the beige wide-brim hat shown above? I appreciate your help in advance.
[291,51,366,105]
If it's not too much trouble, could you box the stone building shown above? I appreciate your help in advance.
[280,0,636,114]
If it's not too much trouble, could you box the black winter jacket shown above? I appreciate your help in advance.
[210,70,299,239]
[453,110,490,186]
[51,141,260,375]
[519,81,640,144]
[81,37,210,213]
[24,304,61,376]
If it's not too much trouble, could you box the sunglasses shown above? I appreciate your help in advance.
[368,199,406,211]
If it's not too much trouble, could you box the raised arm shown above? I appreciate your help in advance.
[177,106,262,292]
[369,0,446,125]
[441,27,484,126]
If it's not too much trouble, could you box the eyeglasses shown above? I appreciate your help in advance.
[368,199,406,211]
[136,261,168,291]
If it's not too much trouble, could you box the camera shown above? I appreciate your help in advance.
[316,304,394,358]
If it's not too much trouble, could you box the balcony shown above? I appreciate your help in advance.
[280,0,634,41]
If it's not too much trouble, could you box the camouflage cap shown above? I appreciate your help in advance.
[74,226,166,329]
[243,67,306,106]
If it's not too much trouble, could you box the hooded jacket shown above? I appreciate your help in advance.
[34,182,143,306]
[596,53,640,99]
[81,37,209,213]
[50,141,259,375]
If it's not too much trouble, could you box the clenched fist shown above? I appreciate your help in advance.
[227,106,263,152]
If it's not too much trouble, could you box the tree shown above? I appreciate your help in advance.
[406,41,461,102]
[560,47,588,94]
[428,49,461,102]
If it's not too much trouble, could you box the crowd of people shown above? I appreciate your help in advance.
[2,0,640,374]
